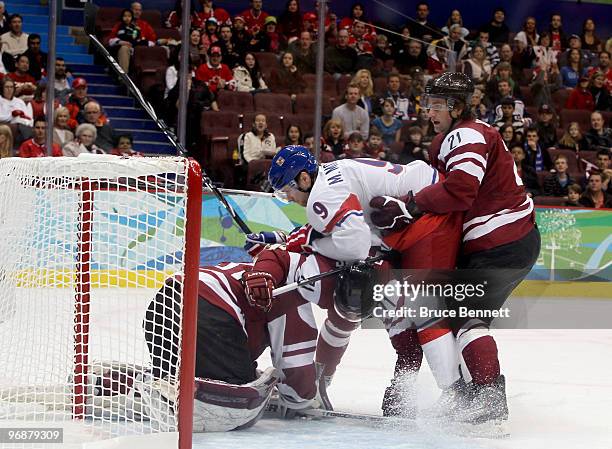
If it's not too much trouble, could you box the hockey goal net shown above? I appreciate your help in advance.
[0,155,202,448]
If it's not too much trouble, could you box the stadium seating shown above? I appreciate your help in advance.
[254,93,293,116]
[217,91,255,113]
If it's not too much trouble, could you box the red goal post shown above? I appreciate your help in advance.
[0,155,202,449]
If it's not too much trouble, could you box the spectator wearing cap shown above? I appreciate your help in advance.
[202,17,220,49]
[302,1,336,37]
[65,78,97,129]
[0,14,28,57]
[195,46,235,94]
[22,34,46,81]
[231,16,251,56]
[483,8,509,45]
[324,29,358,77]
[586,51,612,93]
[193,0,231,28]
[250,16,284,53]
[8,54,36,100]
[108,9,149,73]
[240,0,269,36]
[288,30,316,74]
[494,97,524,136]
[131,2,156,44]
[17,118,62,157]
[565,75,595,110]
[535,104,558,149]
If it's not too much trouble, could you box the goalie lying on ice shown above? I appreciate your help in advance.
[142,263,320,432]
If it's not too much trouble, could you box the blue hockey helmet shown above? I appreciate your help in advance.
[268,145,318,191]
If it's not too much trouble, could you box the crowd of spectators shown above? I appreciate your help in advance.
[0,4,141,158]
[144,0,610,205]
[2,0,610,207]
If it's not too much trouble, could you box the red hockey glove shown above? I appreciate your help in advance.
[285,224,322,254]
[369,193,422,232]
[12,110,24,117]
[242,271,277,311]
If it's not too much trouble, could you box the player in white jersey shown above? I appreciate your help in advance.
[246,146,464,417]
[268,146,440,261]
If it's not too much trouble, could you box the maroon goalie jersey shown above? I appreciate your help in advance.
[415,118,535,253]
[196,261,322,405]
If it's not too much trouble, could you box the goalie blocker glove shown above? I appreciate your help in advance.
[369,193,422,232]
[242,270,276,311]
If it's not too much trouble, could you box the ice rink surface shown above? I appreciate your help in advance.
[194,306,612,449]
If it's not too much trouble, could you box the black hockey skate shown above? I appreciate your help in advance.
[381,372,417,419]
[421,377,470,420]
[458,375,509,425]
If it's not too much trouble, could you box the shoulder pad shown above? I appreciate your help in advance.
[439,127,486,162]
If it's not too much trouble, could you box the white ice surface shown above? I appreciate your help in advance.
[193,307,612,449]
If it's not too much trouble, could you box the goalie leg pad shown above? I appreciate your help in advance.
[192,367,280,432]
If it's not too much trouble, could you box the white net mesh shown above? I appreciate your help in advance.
[0,155,200,444]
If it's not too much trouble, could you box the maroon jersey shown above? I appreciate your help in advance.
[415,118,535,254]
[196,261,318,404]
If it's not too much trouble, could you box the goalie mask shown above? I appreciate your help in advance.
[334,263,378,322]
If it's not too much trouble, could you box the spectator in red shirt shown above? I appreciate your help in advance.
[131,2,157,44]
[240,0,269,36]
[565,75,595,110]
[195,46,235,94]
[65,78,96,129]
[18,118,62,157]
[8,54,36,100]
[340,2,376,38]
[193,0,231,28]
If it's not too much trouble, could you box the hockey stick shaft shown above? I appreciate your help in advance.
[272,254,386,297]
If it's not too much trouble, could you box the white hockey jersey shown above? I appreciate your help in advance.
[306,158,440,261]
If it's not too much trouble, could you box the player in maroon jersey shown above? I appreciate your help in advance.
[369,72,541,424]
[143,250,378,430]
